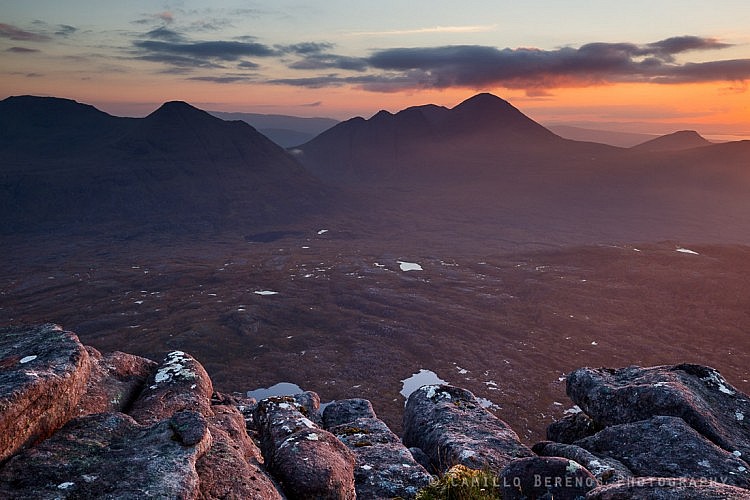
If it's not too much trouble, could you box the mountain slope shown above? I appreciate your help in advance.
[294,93,608,184]
[0,97,329,234]
[209,111,338,147]
[632,130,712,152]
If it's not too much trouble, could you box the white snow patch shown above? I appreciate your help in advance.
[459,450,476,461]
[306,432,320,441]
[317,229,328,235]
[456,366,468,375]
[736,412,745,422]
[477,397,499,410]
[591,341,598,346]
[676,247,699,255]
[153,351,196,385]
[397,261,423,272]
[361,464,373,470]
[254,290,279,296]
[300,418,316,428]
[57,482,75,490]
[734,451,743,457]
[19,355,37,364]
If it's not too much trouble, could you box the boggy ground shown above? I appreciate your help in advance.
[4,222,750,444]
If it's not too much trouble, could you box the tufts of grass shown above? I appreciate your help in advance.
[416,465,502,500]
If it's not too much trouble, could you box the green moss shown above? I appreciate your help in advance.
[416,465,501,500]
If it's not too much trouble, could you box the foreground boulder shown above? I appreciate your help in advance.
[0,324,91,462]
[0,411,211,498]
[255,395,356,499]
[129,350,214,424]
[575,416,750,488]
[325,399,432,499]
[402,384,533,473]
[587,477,750,499]
[567,364,750,458]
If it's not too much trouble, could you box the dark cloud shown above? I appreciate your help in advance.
[289,54,368,72]
[281,42,334,55]
[355,37,749,92]
[134,39,276,60]
[0,23,51,42]
[55,25,78,37]
[7,46,41,53]
[188,75,255,83]
[146,27,185,42]
[238,60,259,69]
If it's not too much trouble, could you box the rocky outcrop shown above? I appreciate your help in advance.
[0,411,211,498]
[4,324,750,499]
[75,346,156,416]
[587,477,750,499]
[254,395,356,499]
[0,324,91,462]
[324,399,432,499]
[567,364,750,459]
[498,456,598,500]
[402,384,534,473]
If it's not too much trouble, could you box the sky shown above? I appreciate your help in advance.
[2,1,750,138]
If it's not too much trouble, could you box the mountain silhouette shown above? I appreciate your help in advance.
[0,97,328,235]
[294,92,607,184]
[632,130,712,152]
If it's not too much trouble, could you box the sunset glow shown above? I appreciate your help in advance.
[2,1,749,137]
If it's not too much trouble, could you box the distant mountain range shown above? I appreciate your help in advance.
[2,93,749,244]
[0,96,328,235]
[547,125,658,148]
[209,111,338,148]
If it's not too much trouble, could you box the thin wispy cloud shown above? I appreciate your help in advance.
[346,24,497,37]
[0,23,51,42]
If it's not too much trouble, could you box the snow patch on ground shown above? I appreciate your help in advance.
[254,290,279,296]
[397,261,423,272]
[676,247,699,255]
[400,369,448,400]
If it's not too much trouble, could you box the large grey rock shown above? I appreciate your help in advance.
[547,412,599,443]
[567,364,750,458]
[499,456,599,500]
[197,404,282,499]
[586,477,750,499]
[322,398,376,428]
[75,347,157,416]
[326,399,431,499]
[575,416,750,488]
[402,384,533,473]
[129,350,214,424]
[533,441,633,484]
[255,395,356,499]
[0,411,211,499]
[0,324,91,462]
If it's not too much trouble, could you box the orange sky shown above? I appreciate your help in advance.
[2,1,750,138]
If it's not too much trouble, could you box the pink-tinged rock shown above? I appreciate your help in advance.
[255,395,356,499]
[402,384,534,474]
[197,404,283,499]
[499,456,599,500]
[587,477,750,499]
[75,346,157,416]
[128,350,214,425]
[0,324,91,462]
[0,411,211,499]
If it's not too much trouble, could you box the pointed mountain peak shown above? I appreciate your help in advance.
[147,100,217,122]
